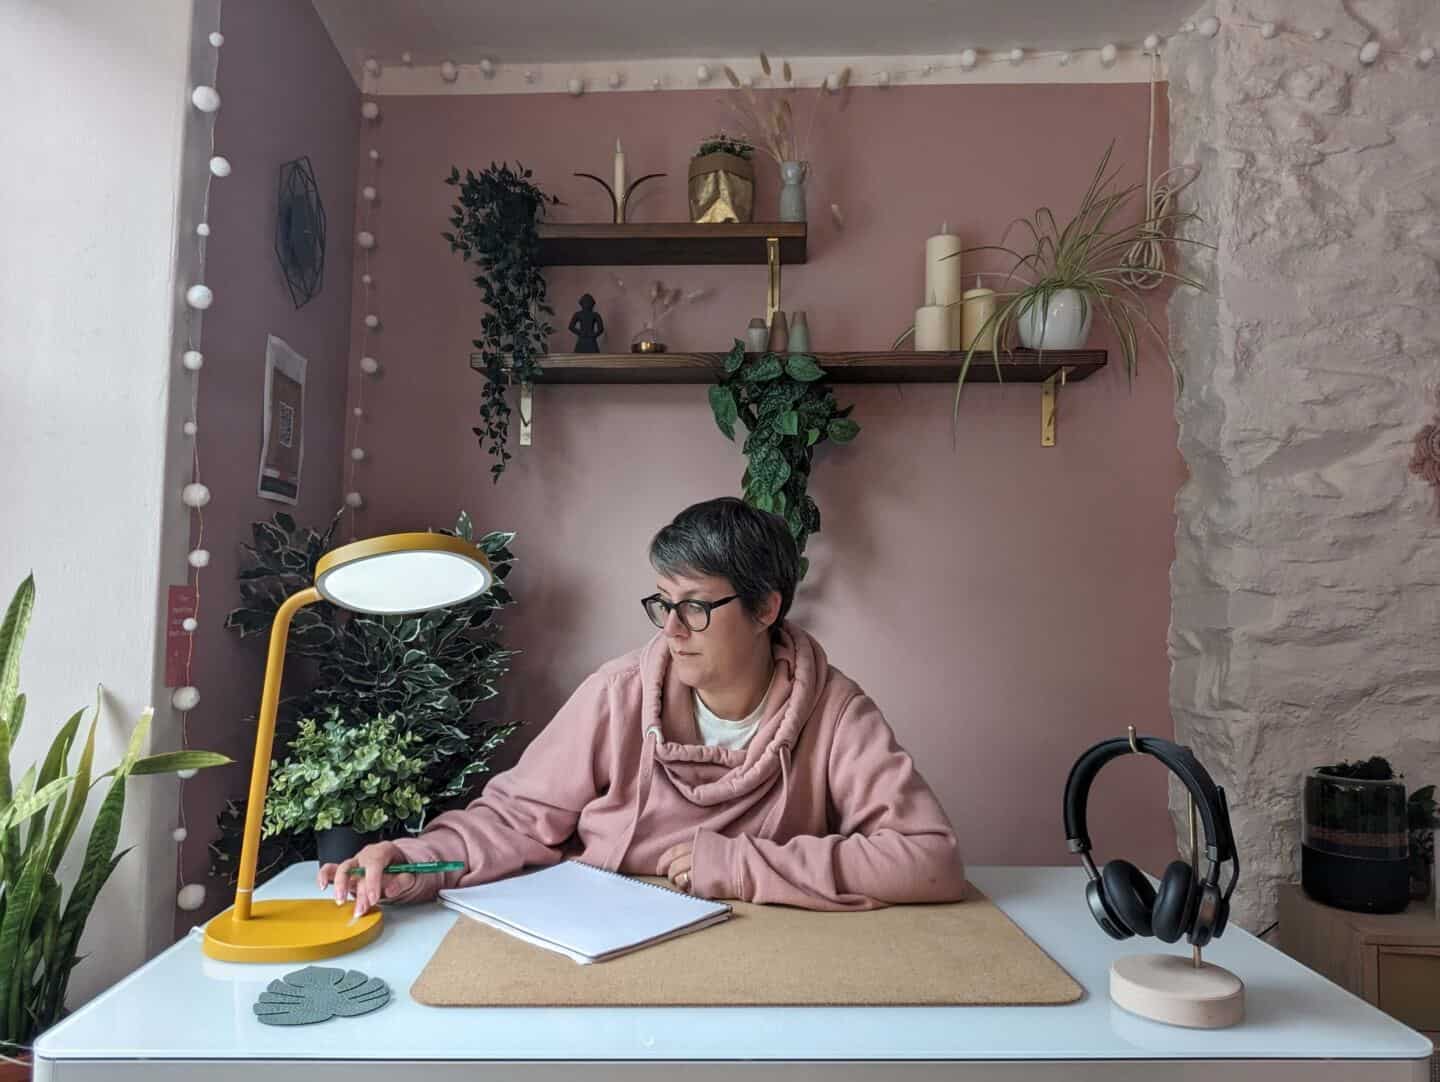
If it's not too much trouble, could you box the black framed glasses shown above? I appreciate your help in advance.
[642,594,738,632]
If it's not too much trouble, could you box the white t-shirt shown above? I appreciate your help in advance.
[694,676,772,749]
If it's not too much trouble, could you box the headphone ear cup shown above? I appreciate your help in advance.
[1150,860,1194,944]
[1101,860,1156,938]
[1212,895,1231,939]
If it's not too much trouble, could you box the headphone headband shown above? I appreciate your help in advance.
[1063,735,1233,879]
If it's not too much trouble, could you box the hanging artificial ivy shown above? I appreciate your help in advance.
[443,162,559,481]
[708,340,859,578]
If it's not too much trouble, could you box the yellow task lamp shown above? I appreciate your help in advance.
[203,532,495,962]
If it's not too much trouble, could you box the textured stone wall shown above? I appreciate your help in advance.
[1168,0,1440,929]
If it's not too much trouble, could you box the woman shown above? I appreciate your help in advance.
[320,497,967,917]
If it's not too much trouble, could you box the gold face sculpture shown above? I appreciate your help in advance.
[689,152,755,224]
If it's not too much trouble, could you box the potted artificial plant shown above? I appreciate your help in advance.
[688,133,755,224]
[955,143,1211,391]
[0,577,229,1073]
[262,708,431,865]
[442,162,558,481]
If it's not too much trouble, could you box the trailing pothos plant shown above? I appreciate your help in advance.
[212,509,520,886]
[708,341,859,577]
[443,162,560,481]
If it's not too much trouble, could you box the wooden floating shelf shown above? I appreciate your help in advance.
[470,350,1107,385]
[536,222,807,266]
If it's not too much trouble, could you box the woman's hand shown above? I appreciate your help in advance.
[317,840,417,919]
[657,842,694,893]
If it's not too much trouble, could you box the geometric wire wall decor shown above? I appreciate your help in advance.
[275,156,326,308]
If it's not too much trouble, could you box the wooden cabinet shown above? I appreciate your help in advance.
[1280,882,1439,1080]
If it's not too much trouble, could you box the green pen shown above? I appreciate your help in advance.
[346,861,464,877]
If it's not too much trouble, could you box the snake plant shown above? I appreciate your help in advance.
[0,575,229,1053]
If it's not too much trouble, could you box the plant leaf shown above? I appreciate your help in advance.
[744,356,784,382]
[127,751,231,776]
[0,574,35,738]
[827,418,860,443]
[708,385,738,440]
[785,354,825,382]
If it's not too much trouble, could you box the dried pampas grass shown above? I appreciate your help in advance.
[721,52,850,165]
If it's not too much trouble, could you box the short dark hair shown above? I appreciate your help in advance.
[649,497,799,633]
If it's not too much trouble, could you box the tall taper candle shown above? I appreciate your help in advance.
[614,138,627,223]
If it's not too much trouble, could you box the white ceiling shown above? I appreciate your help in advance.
[311,0,1202,66]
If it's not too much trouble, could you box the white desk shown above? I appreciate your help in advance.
[34,865,1433,1081]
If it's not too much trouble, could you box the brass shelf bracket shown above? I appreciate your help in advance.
[766,236,781,325]
[1041,366,1074,447]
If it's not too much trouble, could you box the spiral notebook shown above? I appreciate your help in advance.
[438,861,732,965]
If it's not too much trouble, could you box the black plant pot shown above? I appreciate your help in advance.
[315,825,376,867]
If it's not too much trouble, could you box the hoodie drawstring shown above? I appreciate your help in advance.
[759,743,792,840]
[605,725,661,871]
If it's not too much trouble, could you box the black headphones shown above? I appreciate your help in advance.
[1062,733,1239,947]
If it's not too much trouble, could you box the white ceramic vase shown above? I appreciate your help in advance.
[1016,288,1094,350]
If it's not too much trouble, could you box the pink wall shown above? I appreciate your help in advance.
[343,81,1184,874]
[179,0,358,931]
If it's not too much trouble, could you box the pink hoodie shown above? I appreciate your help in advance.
[391,623,968,910]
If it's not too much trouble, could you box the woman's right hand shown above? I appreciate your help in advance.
[317,840,417,919]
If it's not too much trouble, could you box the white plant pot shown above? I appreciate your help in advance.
[1016,288,1094,350]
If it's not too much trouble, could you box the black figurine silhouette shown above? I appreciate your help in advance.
[569,294,604,353]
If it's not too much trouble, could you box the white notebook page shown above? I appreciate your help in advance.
[439,860,732,965]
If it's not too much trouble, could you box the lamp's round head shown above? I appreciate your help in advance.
[314,532,494,615]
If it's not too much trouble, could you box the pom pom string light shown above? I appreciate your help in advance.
[173,9,231,918]
[406,27,1433,94]
[348,55,389,538]
[1225,16,1437,68]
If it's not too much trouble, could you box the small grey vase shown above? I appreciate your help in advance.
[746,318,769,354]
[788,311,811,353]
[779,161,809,223]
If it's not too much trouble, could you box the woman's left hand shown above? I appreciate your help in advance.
[657,842,694,892]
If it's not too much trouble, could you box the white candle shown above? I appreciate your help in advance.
[914,304,951,351]
[961,277,998,350]
[614,138,626,223]
[925,222,964,317]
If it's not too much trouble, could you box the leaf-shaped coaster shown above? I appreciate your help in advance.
[253,966,390,1026]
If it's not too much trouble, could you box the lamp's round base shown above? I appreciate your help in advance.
[1110,953,1244,1029]
[203,898,382,963]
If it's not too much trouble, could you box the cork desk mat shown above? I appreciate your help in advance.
[411,882,1082,1008]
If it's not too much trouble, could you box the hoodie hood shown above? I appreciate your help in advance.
[601,622,827,870]
[641,620,825,805]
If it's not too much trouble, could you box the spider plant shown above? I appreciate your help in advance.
[903,144,1212,410]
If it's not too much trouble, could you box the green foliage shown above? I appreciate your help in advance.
[0,576,228,1052]
[443,162,559,481]
[695,133,754,160]
[215,510,520,883]
[708,341,859,577]
[263,709,429,836]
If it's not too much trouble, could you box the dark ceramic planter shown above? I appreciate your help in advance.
[315,826,376,867]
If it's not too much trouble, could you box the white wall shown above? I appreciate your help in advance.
[0,0,219,1004]
[1168,0,1440,929]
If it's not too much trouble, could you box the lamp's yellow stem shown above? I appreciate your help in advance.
[234,586,320,921]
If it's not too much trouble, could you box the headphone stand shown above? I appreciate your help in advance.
[1108,792,1245,1028]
